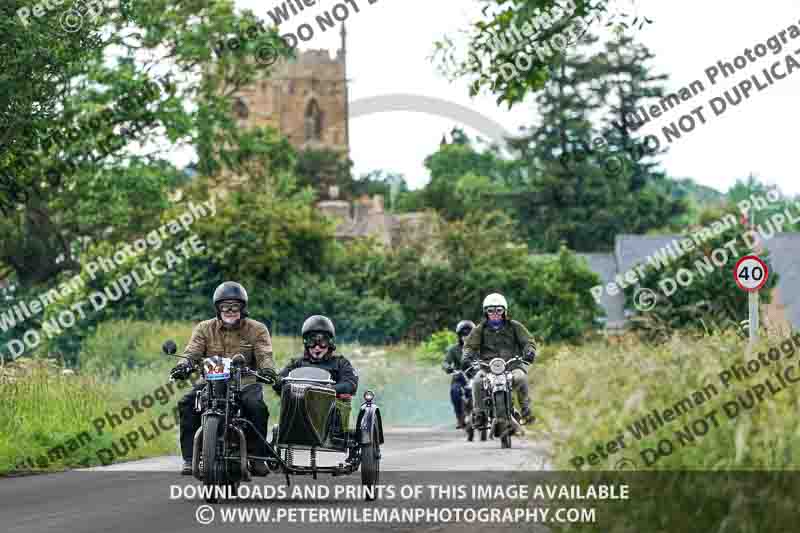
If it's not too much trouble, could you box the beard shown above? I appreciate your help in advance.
[221,315,240,327]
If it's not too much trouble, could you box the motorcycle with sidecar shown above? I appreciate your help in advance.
[163,340,383,503]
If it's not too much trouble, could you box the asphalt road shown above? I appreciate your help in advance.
[0,426,553,533]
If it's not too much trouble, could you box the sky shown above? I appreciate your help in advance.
[232,0,800,196]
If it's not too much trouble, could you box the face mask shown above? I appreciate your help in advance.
[488,319,504,329]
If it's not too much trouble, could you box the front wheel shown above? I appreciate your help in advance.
[466,422,474,442]
[202,416,222,503]
[501,433,512,449]
[361,425,380,500]
[480,428,488,441]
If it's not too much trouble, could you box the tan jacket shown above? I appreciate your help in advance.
[182,317,275,385]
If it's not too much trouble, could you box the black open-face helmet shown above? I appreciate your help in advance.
[213,281,249,319]
[455,320,476,337]
[301,315,336,356]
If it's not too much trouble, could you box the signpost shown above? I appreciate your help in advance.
[733,255,769,347]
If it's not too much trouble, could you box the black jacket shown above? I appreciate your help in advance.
[273,352,359,395]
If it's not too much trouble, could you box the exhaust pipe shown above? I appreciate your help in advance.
[231,426,251,482]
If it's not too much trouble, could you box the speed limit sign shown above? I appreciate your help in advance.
[734,255,769,292]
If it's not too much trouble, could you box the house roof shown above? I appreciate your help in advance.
[560,232,800,332]
[763,233,800,329]
[615,234,681,273]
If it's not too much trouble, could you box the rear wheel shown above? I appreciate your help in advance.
[501,434,512,449]
[466,424,474,442]
[202,416,222,503]
[361,425,380,500]
[480,428,488,441]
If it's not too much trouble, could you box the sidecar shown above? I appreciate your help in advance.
[266,366,383,487]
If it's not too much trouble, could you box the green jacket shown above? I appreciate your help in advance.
[462,319,536,370]
[182,317,275,385]
[442,343,465,373]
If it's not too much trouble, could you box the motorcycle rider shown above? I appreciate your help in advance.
[442,320,475,429]
[462,293,537,426]
[272,315,358,397]
[169,281,277,476]
[272,315,359,448]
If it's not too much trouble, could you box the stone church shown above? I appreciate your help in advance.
[230,26,350,191]
[228,26,438,248]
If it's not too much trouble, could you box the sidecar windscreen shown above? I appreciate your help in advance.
[287,367,332,381]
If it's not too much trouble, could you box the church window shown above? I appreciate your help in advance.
[304,99,323,141]
[233,97,249,119]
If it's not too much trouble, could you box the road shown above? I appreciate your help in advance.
[0,426,553,533]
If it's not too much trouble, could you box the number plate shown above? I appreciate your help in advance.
[204,357,232,381]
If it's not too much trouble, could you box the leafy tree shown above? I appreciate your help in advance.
[433,0,653,107]
[421,128,516,220]
[0,0,294,289]
[504,35,686,252]
[375,211,602,341]
[294,148,353,199]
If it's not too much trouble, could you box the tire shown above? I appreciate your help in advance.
[466,424,474,442]
[480,428,488,441]
[202,416,222,503]
[501,434,512,449]
[361,425,380,500]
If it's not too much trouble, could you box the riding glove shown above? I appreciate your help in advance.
[169,363,192,381]
[257,367,278,383]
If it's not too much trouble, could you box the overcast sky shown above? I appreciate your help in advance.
[233,0,800,196]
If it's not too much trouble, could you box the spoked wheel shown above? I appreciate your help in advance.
[361,426,381,500]
[466,423,475,442]
[501,432,512,449]
[480,428,488,441]
[202,416,222,503]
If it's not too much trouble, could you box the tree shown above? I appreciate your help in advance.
[433,0,652,107]
[294,148,353,200]
[0,0,294,288]
[503,33,686,252]
[422,128,516,220]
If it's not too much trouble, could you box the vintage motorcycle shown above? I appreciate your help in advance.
[163,340,383,503]
[470,356,527,449]
[443,365,476,440]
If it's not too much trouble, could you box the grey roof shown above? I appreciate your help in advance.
[577,253,625,329]
[763,233,800,329]
[615,234,682,273]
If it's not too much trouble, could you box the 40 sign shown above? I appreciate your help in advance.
[734,255,769,292]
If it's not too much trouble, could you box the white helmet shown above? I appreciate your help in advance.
[482,293,508,311]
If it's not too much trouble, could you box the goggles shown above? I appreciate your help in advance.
[485,306,506,315]
[304,333,331,348]
[219,303,242,313]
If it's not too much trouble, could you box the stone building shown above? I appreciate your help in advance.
[318,195,441,248]
[230,26,349,156]
[220,25,438,247]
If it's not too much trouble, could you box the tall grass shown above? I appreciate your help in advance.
[534,330,800,470]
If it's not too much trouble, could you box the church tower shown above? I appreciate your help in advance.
[230,25,350,160]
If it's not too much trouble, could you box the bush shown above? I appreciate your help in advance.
[417,329,457,365]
